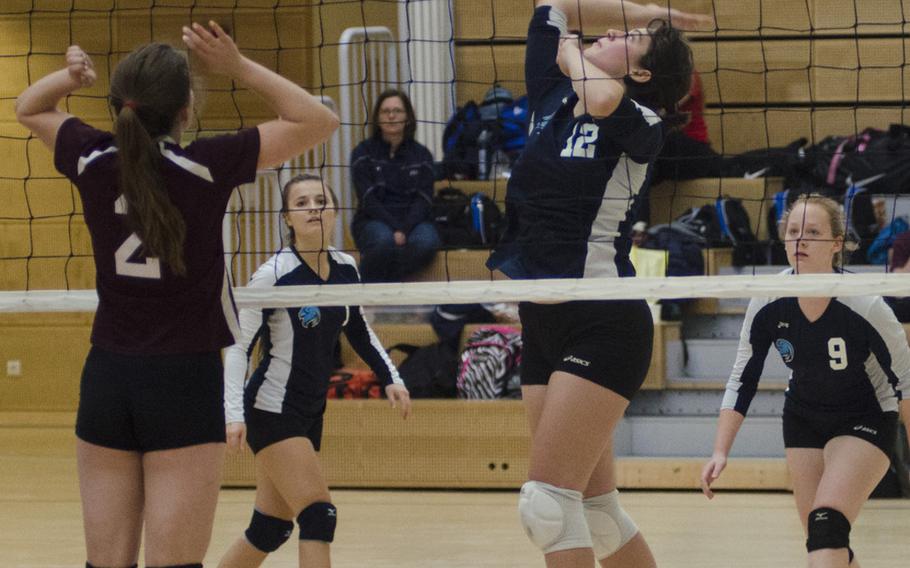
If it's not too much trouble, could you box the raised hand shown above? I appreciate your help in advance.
[66,45,96,88]
[645,3,714,31]
[556,34,583,78]
[181,20,245,77]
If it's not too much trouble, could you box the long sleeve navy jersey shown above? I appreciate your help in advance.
[224,248,401,422]
[723,271,910,417]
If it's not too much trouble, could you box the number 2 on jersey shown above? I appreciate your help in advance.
[114,196,161,279]
[560,123,600,158]
[828,337,847,370]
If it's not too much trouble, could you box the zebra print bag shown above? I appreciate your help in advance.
[456,326,522,399]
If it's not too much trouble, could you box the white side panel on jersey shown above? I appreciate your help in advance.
[863,352,899,413]
[158,143,214,182]
[77,146,117,176]
[255,308,294,413]
[583,154,647,279]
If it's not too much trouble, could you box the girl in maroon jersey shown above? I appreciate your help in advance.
[16,22,338,568]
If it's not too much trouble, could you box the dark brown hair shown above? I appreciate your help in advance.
[109,43,191,275]
[280,173,338,244]
[622,19,694,128]
[370,89,417,141]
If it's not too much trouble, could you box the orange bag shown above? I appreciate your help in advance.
[326,368,381,399]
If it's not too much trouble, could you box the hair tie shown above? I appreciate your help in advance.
[123,100,139,111]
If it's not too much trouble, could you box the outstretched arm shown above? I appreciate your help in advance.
[538,0,712,32]
[701,408,745,499]
[16,45,97,150]
[182,21,339,170]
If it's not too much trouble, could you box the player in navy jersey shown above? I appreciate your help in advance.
[701,194,910,568]
[219,174,410,568]
[15,22,338,568]
[484,2,708,568]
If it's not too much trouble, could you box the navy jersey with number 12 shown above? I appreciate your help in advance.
[487,5,664,280]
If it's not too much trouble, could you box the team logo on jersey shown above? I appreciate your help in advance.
[775,338,795,363]
[298,306,321,328]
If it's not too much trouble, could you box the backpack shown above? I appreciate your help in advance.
[457,326,522,399]
[326,368,381,399]
[388,342,459,398]
[432,187,504,248]
[430,303,497,349]
[441,87,529,180]
[642,225,705,277]
[715,197,760,265]
[666,204,723,246]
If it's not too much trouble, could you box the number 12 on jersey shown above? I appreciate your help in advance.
[560,123,600,158]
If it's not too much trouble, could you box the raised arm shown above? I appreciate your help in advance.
[557,34,622,118]
[182,21,339,170]
[539,0,712,32]
[15,45,96,150]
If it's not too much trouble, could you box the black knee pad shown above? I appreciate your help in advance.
[245,509,294,553]
[806,507,851,553]
[297,501,337,543]
[85,564,137,568]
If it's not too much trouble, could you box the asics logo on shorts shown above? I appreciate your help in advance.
[853,424,877,435]
[562,355,590,367]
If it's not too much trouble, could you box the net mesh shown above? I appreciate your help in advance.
[2,0,910,309]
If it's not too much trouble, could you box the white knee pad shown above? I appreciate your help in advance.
[583,489,639,560]
[518,480,592,554]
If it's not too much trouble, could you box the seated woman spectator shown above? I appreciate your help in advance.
[350,89,440,282]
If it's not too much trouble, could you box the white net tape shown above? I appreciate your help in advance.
[4,272,910,313]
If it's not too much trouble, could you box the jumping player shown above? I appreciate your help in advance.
[485,1,707,567]
[15,22,338,568]
[702,194,910,568]
[218,174,410,568]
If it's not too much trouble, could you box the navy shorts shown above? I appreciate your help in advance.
[244,406,325,454]
[783,406,899,457]
[518,299,653,400]
[76,346,226,452]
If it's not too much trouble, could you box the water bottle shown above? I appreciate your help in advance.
[477,129,491,180]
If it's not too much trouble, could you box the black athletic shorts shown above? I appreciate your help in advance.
[518,299,653,400]
[783,405,899,457]
[76,346,226,452]
[244,405,326,454]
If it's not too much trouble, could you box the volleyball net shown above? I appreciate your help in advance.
[2,0,910,314]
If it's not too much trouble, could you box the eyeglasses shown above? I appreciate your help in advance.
[380,108,406,116]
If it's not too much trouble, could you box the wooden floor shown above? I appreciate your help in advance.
[2,426,909,567]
